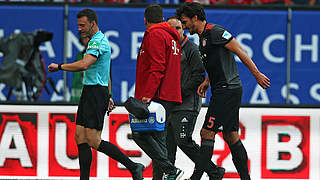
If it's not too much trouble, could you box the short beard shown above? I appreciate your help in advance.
[190,24,197,35]
[87,24,94,38]
[87,28,94,38]
[78,31,90,39]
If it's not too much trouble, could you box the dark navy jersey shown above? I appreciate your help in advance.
[199,23,242,92]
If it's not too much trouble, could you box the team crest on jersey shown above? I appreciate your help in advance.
[202,39,207,47]
[222,31,232,40]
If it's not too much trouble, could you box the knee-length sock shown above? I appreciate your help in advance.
[97,140,136,170]
[191,139,215,180]
[78,143,92,180]
[229,140,251,180]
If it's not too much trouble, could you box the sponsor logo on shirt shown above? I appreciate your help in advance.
[131,118,148,123]
[222,31,232,40]
[171,40,180,55]
[87,41,100,50]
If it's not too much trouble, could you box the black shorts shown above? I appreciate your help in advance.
[76,85,109,131]
[203,87,242,132]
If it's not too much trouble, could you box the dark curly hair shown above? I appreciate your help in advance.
[176,2,206,21]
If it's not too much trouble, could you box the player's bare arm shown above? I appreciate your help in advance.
[225,38,271,89]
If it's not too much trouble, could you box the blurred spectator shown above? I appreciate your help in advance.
[91,0,128,3]
[199,0,318,3]
[255,0,292,4]
[219,0,254,5]
[0,0,47,1]
[142,0,180,4]
[48,0,127,2]
[185,0,212,5]
[291,0,316,4]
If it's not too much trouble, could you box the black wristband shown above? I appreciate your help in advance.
[58,64,63,70]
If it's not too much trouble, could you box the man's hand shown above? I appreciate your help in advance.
[142,97,151,103]
[197,78,210,98]
[48,63,59,72]
[108,98,116,113]
[254,72,271,89]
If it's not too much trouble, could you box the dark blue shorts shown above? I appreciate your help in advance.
[203,87,242,132]
[76,85,109,131]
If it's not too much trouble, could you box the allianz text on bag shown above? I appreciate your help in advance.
[129,101,166,131]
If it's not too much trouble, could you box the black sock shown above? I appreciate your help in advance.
[77,143,92,180]
[192,139,215,180]
[97,140,136,170]
[229,140,251,180]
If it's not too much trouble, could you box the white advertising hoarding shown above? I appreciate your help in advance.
[0,105,319,180]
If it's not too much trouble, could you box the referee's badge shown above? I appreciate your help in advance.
[202,39,207,47]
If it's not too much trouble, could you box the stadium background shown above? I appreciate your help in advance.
[0,2,319,180]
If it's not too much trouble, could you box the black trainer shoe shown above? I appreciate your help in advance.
[208,166,225,180]
[131,163,144,180]
[163,168,184,180]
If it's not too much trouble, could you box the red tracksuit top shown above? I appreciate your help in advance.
[135,22,182,103]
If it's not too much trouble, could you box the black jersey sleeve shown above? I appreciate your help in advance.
[209,25,233,45]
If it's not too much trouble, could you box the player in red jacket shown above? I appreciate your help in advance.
[135,16,182,104]
[133,4,184,180]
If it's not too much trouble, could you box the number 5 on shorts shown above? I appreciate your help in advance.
[207,117,215,128]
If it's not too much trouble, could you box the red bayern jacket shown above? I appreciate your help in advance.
[135,22,182,103]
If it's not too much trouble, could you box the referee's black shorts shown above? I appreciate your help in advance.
[203,87,242,132]
[76,85,109,131]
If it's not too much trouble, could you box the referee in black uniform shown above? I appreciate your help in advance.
[176,2,270,180]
